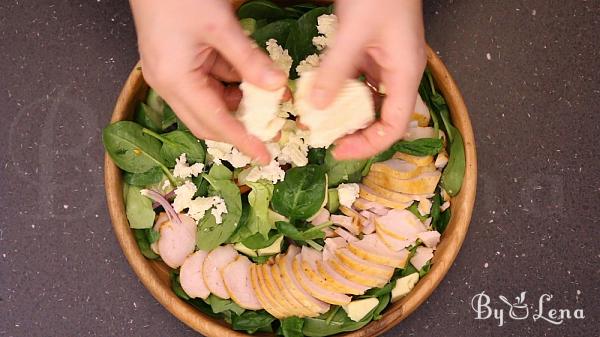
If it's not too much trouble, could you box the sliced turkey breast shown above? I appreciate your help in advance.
[335,248,394,279]
[261,263,306,316]
[375,226,414,251]
[353,198,390,216]
[362,178,434,204]
[410,246,434,270]
[369,159,432,180]
[375,209,426,241]
[257,263,294,317]
[270,263,315,316]
[250,264,286,318]
[348,234,410,268]
[222,256,262,310]
[278,246,330,314]
[366,170,442,195]
[293,255,351,305]
[417,230,441,249]
[358,184,414,209]
[334,227,358,242]
[403,126,436,141]
[203,245,239,299]
[393,152,434,166]
[323,251,388,288]
[310,208,330,225]
[330,214,360,235]
[180,250,210,299]
[156,214,197,268]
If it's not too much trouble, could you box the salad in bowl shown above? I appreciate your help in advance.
[102,1,468,336]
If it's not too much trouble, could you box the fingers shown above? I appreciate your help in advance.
[310,21,375,108]
[210,56,241,82]
[208,18,287,90]
[165,75,270,164]
[332,119,402,160]
[223,86,242,111]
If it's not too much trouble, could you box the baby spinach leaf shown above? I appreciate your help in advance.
[438,207,452,234]
[372,293,391,320]
[231,310,276,333]
[430,193,442,231]
[361,280,396,298]
[206,294,245,316]
[123,166,164,187]
[301,304,374,337]
[246,181,275,239]
[407,202,429,222]
[271,165,326,221]
[133,102,162,132]
[393,138,443,156]
[286,6,331,78]
[252,19,295,50]
[170,272,190,300]
[307,147,326,165]
[125,184,155,229]
[146,88,165,113]
[239,18,257,35]
[145,227,160,244]
[226,197,253,243]
[324,149,368,187]
[276,221,325,242]
[209,163,234,180]
[196,166,242,251]
[162,104,177,130]
[419,261,431,277]
[281,316,305,337]
[133,229,159,259]
[242,231,281,250]
[159,130,205,167]
[237,0,286,21]
[102,121,167,173]
[441,125,466,196]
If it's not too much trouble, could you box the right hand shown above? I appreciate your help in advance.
[129,0,287,164]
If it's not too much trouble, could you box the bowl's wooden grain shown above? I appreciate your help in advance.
[104,9,477,336]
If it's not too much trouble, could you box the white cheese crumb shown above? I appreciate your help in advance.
[296,53,321,76]
[266,39,293,77]
[205,140,251,168]
[312,14,338,50]
[244,160,286,184]
[210,197,228,224]
[337,183,360,208]
[172,181,197,212]
[434,152,449,169]
[173,153,204,179]
[277,120,309,167]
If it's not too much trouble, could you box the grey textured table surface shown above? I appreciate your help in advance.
[1,1,598,336]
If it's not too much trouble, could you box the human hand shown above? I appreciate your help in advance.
[311,0,426,160]
[129,0,287,164]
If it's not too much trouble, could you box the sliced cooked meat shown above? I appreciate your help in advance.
[334,227,358,242]
[335,248,394,279]
[348,234,409,268]
[403,126,436,141]
[369,159,425,180]
[299,246,365,295]
[366,170,441,195]
[393,152,434,166]
[222,256,262,310]
[375,225,414,251]
[269,263,315,316]
[410,246,434,270]
[358,184,414,209]
[293,255,351,305]
[250,264,286,318]
[278,246,330,314]
[339,206,368,231]
[257,263,293,317]
[417,231,441,248]
[180,250,210,299]
[375,209,426,241]
[156,214,197,268]
[261,263,304,317]
[330,214,359,235]
[324,253,388,288]
[310,208,330,225]
[202,245,239,299]
[316,259,369,295]
[362,178,434,204]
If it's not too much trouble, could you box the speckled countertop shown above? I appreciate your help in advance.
[1,1,598,336]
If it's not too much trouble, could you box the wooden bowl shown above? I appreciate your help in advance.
[104,21,477,337]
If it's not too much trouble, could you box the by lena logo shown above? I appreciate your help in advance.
[471,291,585,327]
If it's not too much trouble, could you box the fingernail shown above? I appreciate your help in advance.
[256,152,271,166]
[263,68,285,88]
[311,87,329,108]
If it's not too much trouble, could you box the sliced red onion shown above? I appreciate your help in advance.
[152,190,175,209]
[140,189,181,224]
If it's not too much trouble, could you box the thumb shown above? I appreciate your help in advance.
[209,18,287,90]
[310,23,373,108]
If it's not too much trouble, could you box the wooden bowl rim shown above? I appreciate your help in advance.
[103,45,477,337]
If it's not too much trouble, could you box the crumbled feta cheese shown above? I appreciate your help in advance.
[173,181,197,212]
[210,197,228,224]
[435,152,449,169]
[277,120,309,167]
[187,196,217,221]
[244,160,286,184]
[205,140,251,168]
[312,14,338,50]
[337,183,360,208]
[278,100,296,118]
[296,54,321,76]
[417,198,432,216]
[173,153,204,179]
[266,39,293,77]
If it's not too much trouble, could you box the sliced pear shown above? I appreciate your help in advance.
[365,170,441,195]
[335,248,394,279]
[250,264,286,318]
[393,152,434,166]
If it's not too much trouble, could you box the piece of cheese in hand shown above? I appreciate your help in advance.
[342,298,379,322]
[294,71,375,148]
[237,81,286,141]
